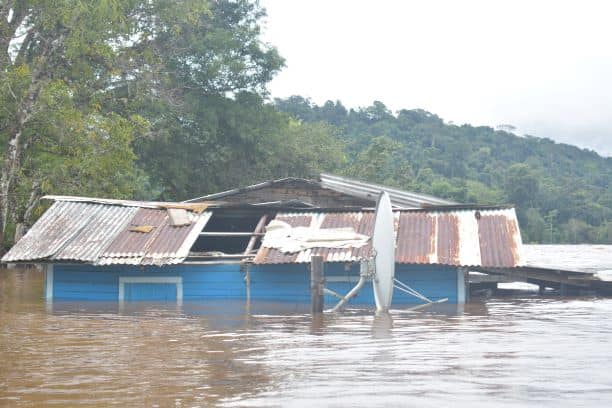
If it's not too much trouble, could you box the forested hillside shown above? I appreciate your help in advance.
[275,97,612,244]
[1,1,610,247]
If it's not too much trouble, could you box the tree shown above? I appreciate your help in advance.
[275,96,612,243]
[0,0,283,247]
[0,0,149,246]
[344,136,412,188]
[504,163,540,208]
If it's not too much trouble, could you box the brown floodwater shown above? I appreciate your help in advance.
[1,268,612,407]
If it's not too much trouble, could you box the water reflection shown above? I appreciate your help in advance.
[371,312,393,339]
[2,269,612,407]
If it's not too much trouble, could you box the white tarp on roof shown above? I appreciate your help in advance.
[261,220,370,253]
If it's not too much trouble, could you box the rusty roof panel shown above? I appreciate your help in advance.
[255,208,523,267]
[396,212,435,264]
[3,198,211,266]
[436,214,460,265]
[254,213,313,264]
[144,212,212,265]
[259,212,378,264]
[99,210,211,265]
[102,208,166,258]
[478,209,524,267]
[2,201,137,263]
[53,205,138,262]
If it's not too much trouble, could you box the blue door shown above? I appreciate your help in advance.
[123,283,177,301]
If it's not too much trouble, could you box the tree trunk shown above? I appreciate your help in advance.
[13,181,40,243]
[0,82,41,246]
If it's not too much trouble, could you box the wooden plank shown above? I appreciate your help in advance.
[244,215,269,255]
[486,269,592,287]
[311,256,324,314]
[167,208,191,226]
[469,272,518,283]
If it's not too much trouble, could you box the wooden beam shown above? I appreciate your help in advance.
[485,269,592,287]
[469,273,519,284]
[243,214,269,255]
[311,256,324,314]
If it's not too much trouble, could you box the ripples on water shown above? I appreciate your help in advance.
[1,269,612,407]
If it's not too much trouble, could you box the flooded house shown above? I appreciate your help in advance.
[1,174,524,306]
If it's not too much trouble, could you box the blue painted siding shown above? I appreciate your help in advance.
[249,264,310,302]
[124,283,177,301]
[51,262,462,304]
[53,264,245,301]
[322,263,459,305]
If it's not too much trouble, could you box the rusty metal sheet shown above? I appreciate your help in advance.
[436,214,460,265]
[53,205,138,262]
[478,209,524,267]
[255,208,524,267]
[396,212,436,264]
[2,201,136,263]
[100,208,211,265]
[3,198,212,266]
[253,214,313,264]
[102,208,166,258]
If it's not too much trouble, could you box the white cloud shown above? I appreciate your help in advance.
[261,0,612,156]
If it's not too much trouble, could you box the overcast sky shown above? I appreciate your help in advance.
[260,0,612,157]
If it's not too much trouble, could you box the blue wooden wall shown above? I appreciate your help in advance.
[50,262,462,304]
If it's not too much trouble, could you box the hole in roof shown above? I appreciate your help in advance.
[189,212,267,255]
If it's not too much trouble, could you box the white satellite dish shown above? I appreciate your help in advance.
[372,191,395,312]
[327,191,446,313]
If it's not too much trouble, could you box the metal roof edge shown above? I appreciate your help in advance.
[319,173,457,207]
[43,195,212,211]
[183,177,319,203]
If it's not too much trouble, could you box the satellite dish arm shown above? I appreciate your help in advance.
[328,258,374,313]
[329,275,367,312]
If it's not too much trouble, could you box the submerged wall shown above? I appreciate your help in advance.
[46,262,465,304]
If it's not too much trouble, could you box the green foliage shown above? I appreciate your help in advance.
[133,92,345,200]
[0,0,284,246]
[276,97,612,244]
[344,136,412,188]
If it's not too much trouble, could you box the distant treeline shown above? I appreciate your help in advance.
[1,1,610,247]
[274,97,612,244]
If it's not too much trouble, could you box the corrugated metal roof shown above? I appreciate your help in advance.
[98,208,211,266]
[2,199,211,266]
[254,208,523,267]
[2,201,138,263]
[319,173,456,208]
[44,195,210,212]
[523,245,612,274]
[53,204,138,262]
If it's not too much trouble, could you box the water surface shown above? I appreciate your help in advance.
[1,268,612,407]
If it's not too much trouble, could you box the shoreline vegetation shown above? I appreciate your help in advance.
[0,1,610,249]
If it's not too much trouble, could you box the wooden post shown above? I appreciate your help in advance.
[243,214,268,255]
[311,256,324,314]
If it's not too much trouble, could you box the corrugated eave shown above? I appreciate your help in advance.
[2,200,212,266]
[254,208,523,267]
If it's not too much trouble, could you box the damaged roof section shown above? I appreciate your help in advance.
[254,207,524,268]
[2,201,138,263]
[98,207,211,265]
[2,198,212,266]
[185,173,457,209]
[319,173,456,208]
[3,194,523,269]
